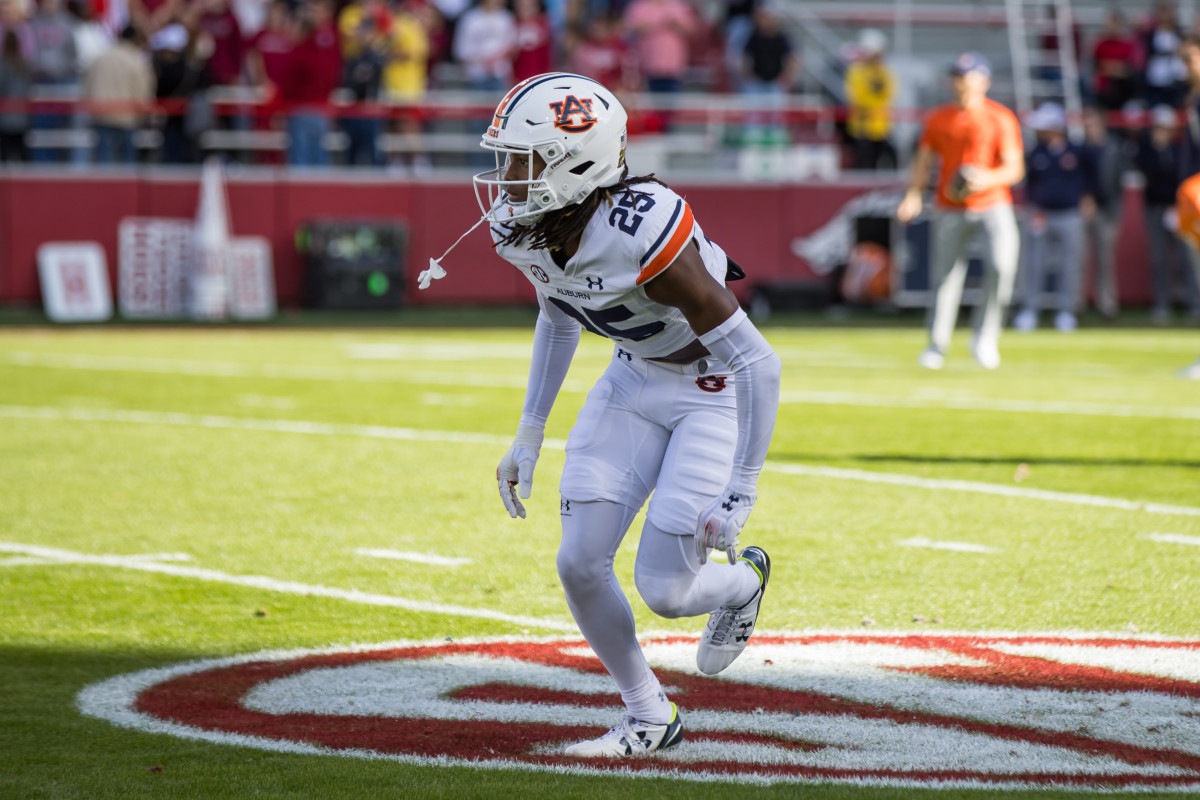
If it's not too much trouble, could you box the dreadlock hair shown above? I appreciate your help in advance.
[494,168,666,252]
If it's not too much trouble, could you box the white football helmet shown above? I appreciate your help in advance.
[474,73,628,225]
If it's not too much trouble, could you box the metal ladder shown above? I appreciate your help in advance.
[1005,0,1083,141]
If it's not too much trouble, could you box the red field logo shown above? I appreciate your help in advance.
[78,633,1200,791]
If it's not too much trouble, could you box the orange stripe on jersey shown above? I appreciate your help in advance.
[635,203,694,286]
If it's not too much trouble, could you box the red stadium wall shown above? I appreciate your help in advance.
[0,171,1155,308]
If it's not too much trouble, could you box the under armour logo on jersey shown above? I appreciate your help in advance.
[617,348,632,362]
[585,276,604,290]
[696,375,727,393]
[549,95,598,133]
[721,494,739,511]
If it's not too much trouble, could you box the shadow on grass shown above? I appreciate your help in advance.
[0,645,1186,800]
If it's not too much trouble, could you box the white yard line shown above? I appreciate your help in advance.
[1143,533,1200,547]
[3,404,1198,519]
[0,543,576,632]
[1,351,590,392]
[355,548,472,566]
[779,390,1200,421]
[897,537,1000,554]
[0,404,565,448]
[766,462,1200,518]
[7,350,1197,418]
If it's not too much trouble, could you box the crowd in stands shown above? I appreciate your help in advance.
[0,0,810,165]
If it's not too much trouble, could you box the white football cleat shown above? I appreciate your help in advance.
[917,347,945,370]
[696,547,770,675]
[564,703,684,757]
[970,336,1000,370]
[1054,311,1078,333]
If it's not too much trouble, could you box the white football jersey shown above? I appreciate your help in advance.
[491,182,730,360]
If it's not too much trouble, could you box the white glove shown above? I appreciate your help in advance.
[695,488,755,565]
[496,423,544,519]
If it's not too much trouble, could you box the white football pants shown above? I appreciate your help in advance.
[556,349,760,723]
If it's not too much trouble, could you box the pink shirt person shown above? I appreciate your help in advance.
[622,0,695,84]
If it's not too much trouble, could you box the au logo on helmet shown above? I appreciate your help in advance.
[549,95,598,133]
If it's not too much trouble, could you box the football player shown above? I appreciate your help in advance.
[422,73,781,757]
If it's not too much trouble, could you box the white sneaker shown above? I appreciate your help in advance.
[1012,309,1037,332]
[1054,311,1078,333]
[917,347,945,370]
[971,337,1000,370]
[696,547,770,675]
[563,703,684,757]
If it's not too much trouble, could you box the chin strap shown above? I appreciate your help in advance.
[418,215,489,290]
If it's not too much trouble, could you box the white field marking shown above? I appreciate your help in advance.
[75,635,1200,789]
[236,394,297,410]
[0,551,192,567]
[0,557,62,566]
[80,642,1181,794]
[341,343,530,361]
[767,462,1200,518]
[779,389,1200,421]
[987,642,1200,683]
[1143,533,1200,547]
[419,392,479,407]
[1,350,592,392]
[0,405,567,450]
[4,403,1200,520]
[240,655,1183,775]
[0,543,576,632]
[355,548,472,567]
[897,537,1000,554]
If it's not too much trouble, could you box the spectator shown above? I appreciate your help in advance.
[510,0,550,84]
[29,0,79,163]
[128,0,182,34]
[411,2,447,87]
[1141,2,1187,108]
[338,0,390,166]
[0,29,31,162]
[722,0,755,90]
[452,0,514,93]
[1079,106,1131,319]
[1012,103,1097,334]
[382,0,428,171]
[740,1,795,141]
[565,14,633,91]
[382,0,428,101]
[152,23,211,164]
[279,0,341,166]
[1092,11,1141,112]
[0,0,36,63]
[622,0,694,94]
[1138,104,1197,322]
[67,0,114,74]
[246,0,293,94]
[193,0,245,89]
[844,28,896,170]
[897,53,1024,370]
[231,0,269,38]
[84,24,155,164]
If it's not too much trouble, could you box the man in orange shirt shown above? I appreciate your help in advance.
[897,53,1025,370]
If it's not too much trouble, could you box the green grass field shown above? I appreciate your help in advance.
[1,321,1198,799]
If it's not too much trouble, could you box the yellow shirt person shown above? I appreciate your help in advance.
[383,11,429,100]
